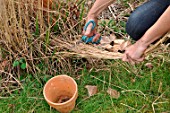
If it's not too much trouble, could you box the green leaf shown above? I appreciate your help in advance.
[45,30,50,45]
[53,22,59,31]
[79,1,85,20]
[19,58,25,63]
[108,20,114,27]
[34,15,40,36]
[20,63,26,70]
[13,60,19,67]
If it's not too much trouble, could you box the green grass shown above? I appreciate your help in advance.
[1,58,170,113]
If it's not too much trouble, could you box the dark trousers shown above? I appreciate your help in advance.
[126,0,170,41]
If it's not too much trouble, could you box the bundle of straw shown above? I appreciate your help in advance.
[62,32,170,60]
[69,43,123,59]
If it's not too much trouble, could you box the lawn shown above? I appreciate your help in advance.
[0,58,170,113]
[0,0,170,113]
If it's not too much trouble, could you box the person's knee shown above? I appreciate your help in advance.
[125,0,170,41]
[125,13,145,41]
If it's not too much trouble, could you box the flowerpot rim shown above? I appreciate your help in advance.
[43,75,78,106]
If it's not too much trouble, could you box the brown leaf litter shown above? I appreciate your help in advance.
[107,87,120,99]
[145,62,153,69]
[85,85,98,97]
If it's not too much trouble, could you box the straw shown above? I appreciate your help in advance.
[62,32,170,60]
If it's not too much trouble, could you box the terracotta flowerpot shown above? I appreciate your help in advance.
[43,75,78,113]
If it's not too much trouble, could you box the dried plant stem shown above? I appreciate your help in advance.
[0,70,23,89]
[145,32,170,55]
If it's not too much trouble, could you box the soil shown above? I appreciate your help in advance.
[55,95,72,103]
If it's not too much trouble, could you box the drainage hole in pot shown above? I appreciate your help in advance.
[55,95,72,103]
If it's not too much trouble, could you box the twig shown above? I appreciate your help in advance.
[121,90,146,98]
[91,75,126,90]
[145,32,170,55]
[127,2,134,11]
[0,70,23,89]
[0,96,15,99]
[108,6,116,19]
[151,91,166,113]
[120,103,140,112]
[153,101,169,105]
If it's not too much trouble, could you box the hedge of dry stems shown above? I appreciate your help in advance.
[0,0,170,96]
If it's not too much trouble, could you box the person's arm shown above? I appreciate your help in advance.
[138,6,170,47]
[87,0,115,19]
[84,0,115,41]
[122,6,170,63]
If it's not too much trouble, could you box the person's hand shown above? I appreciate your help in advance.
[83,17,101,42]
[122,41,148,64]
